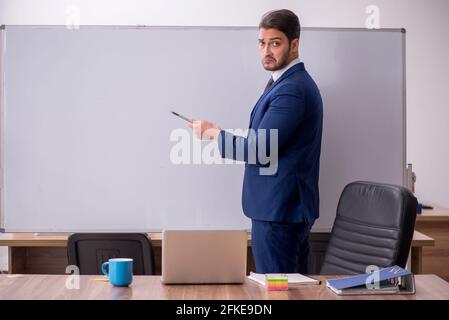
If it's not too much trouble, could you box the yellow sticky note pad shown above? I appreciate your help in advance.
[266,274,288,291]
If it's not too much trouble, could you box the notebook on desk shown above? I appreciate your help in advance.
[248,272,320,286]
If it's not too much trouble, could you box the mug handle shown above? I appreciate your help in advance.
[102,262,109,276]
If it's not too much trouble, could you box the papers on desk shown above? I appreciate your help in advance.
[248,272,320,286]
[326,265,415,296]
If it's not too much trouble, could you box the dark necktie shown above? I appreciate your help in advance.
[263,76,274,93]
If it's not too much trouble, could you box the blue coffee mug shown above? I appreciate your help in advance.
[102,258,133,286]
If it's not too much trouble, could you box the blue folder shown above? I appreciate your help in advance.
[327,266,412,291]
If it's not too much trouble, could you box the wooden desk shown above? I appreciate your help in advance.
[415,204,449,281]
[0,232,165,275]
[411,230,435,274]
[417,204,449,222]
[0,274,448,300]
[0,231,434,275]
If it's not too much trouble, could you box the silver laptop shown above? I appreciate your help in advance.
[161,230,247,284]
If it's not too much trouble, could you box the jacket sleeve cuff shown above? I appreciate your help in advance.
[218,129,234,160]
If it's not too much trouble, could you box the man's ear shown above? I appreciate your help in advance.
[291,38,299,55]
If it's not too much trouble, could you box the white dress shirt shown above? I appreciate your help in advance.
[272,57,301,82]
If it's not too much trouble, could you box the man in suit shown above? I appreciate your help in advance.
[190,9,323,274]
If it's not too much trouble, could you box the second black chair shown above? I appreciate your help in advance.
[320,181,417,275]
[67,233,155,275]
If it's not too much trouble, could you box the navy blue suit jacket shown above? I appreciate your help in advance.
[218,62,323,223]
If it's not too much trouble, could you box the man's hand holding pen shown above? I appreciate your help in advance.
[189,120,221,141]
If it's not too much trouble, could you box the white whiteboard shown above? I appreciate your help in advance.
[0,26,405,232]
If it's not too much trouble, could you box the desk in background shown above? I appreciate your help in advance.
[415,204,449,281]
[0,274,448,300]
[0,230,434,275]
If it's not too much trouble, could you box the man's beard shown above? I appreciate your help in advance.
[263,50,291,71]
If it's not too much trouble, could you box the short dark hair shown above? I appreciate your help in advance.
[259,9,301,42]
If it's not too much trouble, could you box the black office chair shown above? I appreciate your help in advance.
[320,181,417,275]
[67,233,155,275]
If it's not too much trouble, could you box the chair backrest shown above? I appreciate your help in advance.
[320,181,417,275]
[67,233,155,275]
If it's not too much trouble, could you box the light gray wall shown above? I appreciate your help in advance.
[0,0,448,270]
